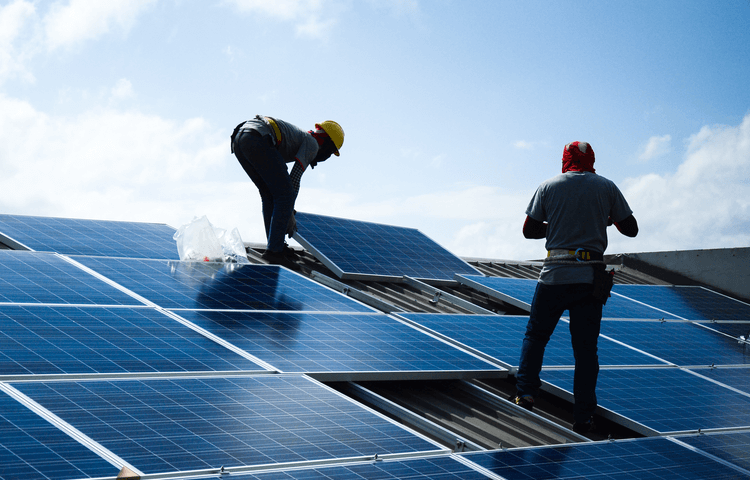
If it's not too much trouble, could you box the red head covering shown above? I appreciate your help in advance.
[562,141,596,173]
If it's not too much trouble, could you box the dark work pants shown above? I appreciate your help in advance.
[515,281,603,423]
[233,130,294,253]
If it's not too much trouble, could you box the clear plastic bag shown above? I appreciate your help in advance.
[214,226,250,264]
[173,216,226,262]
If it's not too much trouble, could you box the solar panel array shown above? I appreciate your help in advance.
[293,211,482,283]
[2,213,750,479]
[444,274,750,437]
[0,215,513,479]
[0,213,179,259]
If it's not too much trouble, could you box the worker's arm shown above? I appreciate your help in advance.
[290,160,305,199]
[614,214,638,237]
[523,215,547,239]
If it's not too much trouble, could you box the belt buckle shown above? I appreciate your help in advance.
[574,248,586,262]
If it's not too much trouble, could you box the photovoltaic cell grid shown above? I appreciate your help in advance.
[454,275,536,310]
[613,284,750,320]
[679,431,750,474]
[456,275,683,320]
[460,436,750,480]
[72,256,374,312]
[0,305,264,376]
[14,375,441,475]
[0,214,179,259]
[293,211,482,282]
[175,310,503,375]
[692,321,750,338]
[0,250,141,305]
[601,319,750,366]
[542,368,750,434]
[209,455,492,480]
[0,389,119,479]
[689,367,750,396]
[397,313,668,368]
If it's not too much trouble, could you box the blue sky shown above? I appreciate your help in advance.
[1,0,749,260]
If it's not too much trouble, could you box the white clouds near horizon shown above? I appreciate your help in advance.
[43,0,156,51]
[638,134,672,162]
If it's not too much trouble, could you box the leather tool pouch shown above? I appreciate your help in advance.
[591,264,615,305]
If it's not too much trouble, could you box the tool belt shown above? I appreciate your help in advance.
[546,248,603,262]
[230,116,283,154]
[545,249,613,305]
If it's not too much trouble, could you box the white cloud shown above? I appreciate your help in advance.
[0,0,38,83]
[110,78,134,100]
[513,140,533,150]
[638,134,671,161]
[228,0,337,38]
[620,114,750,253]
[0,93,266,244]
[44,0,156,50]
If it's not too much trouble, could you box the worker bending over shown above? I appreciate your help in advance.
[514,141,638,434]
[231,115,344,269]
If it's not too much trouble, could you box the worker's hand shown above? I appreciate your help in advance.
[286,212,297,237]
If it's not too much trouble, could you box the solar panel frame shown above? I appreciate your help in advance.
[688,367,750,396]
[397,313,671,369]
[0,388,120,479]
[459,436,750,480]
[677,431,750,474]
[542,368,750,435]
[0,213,179,259]
[71,256,376,312]
[0,305,267,377]
[200,454,493,480]
[613,284,750,321]
[0,250,144,306]
[13,375,446,475]
[600,319,750,366]
[174,310,505,380]
[293,212,482,284]
[455,275,685,320]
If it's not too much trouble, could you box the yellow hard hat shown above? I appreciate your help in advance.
[316,120,344,156]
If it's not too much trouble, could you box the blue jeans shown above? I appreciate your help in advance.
[233,130,294,252]
[516,281,603,423]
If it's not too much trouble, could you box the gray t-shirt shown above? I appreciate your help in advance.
[241,115,319,169]
[526,171,633,284]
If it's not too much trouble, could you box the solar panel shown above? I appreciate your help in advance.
[689,367,750,396]
[689,321,750,339]
[397,313,669,368]
[613,285,750,321]
[678,431,750,474]
[0,250,143,305]
[0,213,179,259]
[454,275,536,310]
[293,212,482,283]
[460,436,750,480]
[72,256,375,312]
[455,275,683,319]
[0,305,265,376]
[208,455,492,480]
[0,388,119,479]
[175,310,504,378]
[601,319,750,366]
[542,368,750,434]
[14,375,442,475]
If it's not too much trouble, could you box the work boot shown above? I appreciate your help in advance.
[572,417,597,434]
[512,395,535,411]
[261,250,300,271]
[282,244,300,260]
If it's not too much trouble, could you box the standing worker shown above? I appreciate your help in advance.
[231,115,344,269]
[513,141,638,434]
